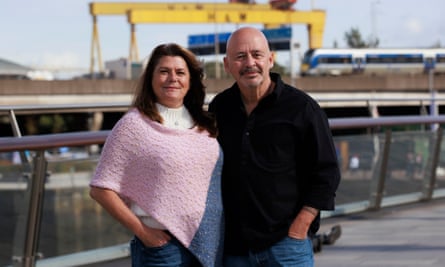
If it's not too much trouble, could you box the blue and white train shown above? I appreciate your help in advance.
[300,48,445,76]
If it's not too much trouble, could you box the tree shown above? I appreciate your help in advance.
[344,27,379,48]
[344,27,367,48]
[367,36,380,48]
[430,40,442,48]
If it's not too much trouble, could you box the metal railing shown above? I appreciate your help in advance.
[2,110,445,266]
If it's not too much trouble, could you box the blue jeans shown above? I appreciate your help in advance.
[223,237,313,267]
[130,236,201,267]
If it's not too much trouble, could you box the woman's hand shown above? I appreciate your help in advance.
[90,187,172,247]
[138,226,172,247]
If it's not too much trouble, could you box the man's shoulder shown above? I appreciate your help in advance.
[274,82,324,117]
[279,83,314,102]
[210,86,237,104]
[271,73,310,98]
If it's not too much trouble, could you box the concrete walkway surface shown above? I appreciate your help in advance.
[315,198,445,267]
[82,198,445,267]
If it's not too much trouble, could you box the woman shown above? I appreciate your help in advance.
[89,43,223,267]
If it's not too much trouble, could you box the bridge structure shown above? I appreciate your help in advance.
[88,1,326,74]
[1,112,445,267]
[1,73,445,137]
[1,74,445,107]
[1,73,445,139]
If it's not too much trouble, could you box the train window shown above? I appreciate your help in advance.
[399,55,423,63]
[366,54,423,64]
[318,56,352,64]
[437,54,445,63]
[302,49,315,64]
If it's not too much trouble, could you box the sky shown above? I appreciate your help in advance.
[1,0,444,78]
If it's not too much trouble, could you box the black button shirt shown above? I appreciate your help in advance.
[209,73,340,254]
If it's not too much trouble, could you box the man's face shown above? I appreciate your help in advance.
[224,30,274,91]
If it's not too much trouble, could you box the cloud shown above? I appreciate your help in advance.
[26,52,88,73]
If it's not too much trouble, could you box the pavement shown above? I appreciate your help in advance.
[315,198,445,267]
[81,198,445,267]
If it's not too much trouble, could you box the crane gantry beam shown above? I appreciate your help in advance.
[128,9,325,46]
[88,2,326,75]
[89,2,273,15]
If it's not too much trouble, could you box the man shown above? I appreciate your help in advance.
[208,27,341,266]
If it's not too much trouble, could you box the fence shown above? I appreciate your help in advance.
[1,105,445,267]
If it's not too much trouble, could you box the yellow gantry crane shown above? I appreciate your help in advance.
[89,2,326,74]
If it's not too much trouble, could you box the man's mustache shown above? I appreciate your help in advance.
[240,67,261,75]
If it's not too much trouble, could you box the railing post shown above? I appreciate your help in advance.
[8,109,31,168]
[422,127,443,200]
[12,151,47,267]
[368,130,392,210]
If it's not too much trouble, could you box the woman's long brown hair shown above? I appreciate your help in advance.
[132,43,217,137]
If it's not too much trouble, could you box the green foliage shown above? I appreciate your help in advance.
[430,40,442,48]
[38,114,67,134]
[271,61,288,75]
[344,27,379,48]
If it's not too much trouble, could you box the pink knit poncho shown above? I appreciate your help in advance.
[90,108,224,267]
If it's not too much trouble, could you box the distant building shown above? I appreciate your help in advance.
[105,57,143,80]
[0,58,54,80]
[0,58,33,79]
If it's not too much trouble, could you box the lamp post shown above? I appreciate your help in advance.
[290,41,301,87]
[371,1,380,42]
[429,67,438,130]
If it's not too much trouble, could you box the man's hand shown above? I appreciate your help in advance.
[288,206,319,239]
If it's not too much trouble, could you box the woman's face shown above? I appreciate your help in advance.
[152,55,190,108]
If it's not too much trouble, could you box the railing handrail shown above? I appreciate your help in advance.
[0,131,110,152]
[2,114,444,267]
[2,96,445,113]
[329,115,445,129]
[0,103,130,114]
[1,115,444,152]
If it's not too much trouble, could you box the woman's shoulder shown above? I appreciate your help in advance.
[119,108,150,125]
[111,108,150,133]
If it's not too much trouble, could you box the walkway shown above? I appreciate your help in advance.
[81,198,445,267]
[315,198,445,267]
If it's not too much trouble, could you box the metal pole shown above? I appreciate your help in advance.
[429,68,438,130]
[8,110,30,166]
[422,127,443,200]
[370,1,380,42]
[12,151,47,267]
[214,30,221,80]
[368,130,391,210]
[290,41,296,87]
[290,41,300,87]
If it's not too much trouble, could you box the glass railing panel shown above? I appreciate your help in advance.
[435,131,445,191]
[384,131,433,197]
[0,151,30,266]
[3,115,445,266]
[35,146,132,260]
[333,134,381,205]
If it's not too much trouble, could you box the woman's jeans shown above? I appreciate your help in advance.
[223,237,314,267]
[131,236,201,267]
